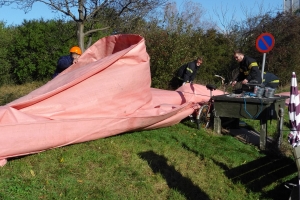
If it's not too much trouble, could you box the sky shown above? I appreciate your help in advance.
[0,0,284,27]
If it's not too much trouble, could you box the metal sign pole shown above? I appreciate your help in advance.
[261,53,266,80]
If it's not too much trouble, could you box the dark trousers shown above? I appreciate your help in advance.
[169,77,184,90]
[264,82,279,89]
[241,84,255,92]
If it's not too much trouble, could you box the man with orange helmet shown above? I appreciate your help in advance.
[52,46,82,78]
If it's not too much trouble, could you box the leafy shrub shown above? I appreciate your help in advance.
[0,22,15,85]
[8,19,77,84]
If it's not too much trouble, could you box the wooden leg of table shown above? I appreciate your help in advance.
[260,119,267,150]
[214,116,221,134]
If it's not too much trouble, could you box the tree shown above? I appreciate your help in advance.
[0,0,168,52]
[219,10,300,87]
[141,1,219,89]
[162,1,208,34]
[9,19,77,83]
[0,22,16,85]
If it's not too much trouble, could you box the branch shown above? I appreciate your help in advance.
[36,0,77,21]
[64,0,71,14]
[86,0,109,20]
[118,1,134,16]
[87,36,93,48]
[84,27,110,36]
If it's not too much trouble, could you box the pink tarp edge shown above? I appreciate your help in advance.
[0,34,224,167]
[277,92,293,106]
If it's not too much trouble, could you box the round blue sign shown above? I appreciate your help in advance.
[255,33,275,53]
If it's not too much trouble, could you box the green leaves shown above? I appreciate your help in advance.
[143,28,233,89]
[8,19,77,83]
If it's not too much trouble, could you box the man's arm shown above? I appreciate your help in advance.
[183,62,195,83]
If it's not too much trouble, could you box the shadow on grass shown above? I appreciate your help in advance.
[180,118,199,130]
[180,142,297,199]
[138,150,210,200]
[181,116,239,131]
[214,156,297,200]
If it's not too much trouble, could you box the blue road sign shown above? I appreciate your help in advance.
[256,33,275,53]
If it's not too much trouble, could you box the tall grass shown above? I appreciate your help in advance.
[0,81,46,104]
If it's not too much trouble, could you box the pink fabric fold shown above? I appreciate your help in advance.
[0,34,224,166]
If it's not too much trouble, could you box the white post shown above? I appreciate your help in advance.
[261,53,266,80]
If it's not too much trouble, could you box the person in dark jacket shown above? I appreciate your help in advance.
[263,72,280,88]
[231,50,262,87]
[52,46,82,78]
[169,57,203,89]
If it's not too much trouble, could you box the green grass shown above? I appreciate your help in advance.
[0,83,298,200]
[241,105,292,154]
[0,124,297,199]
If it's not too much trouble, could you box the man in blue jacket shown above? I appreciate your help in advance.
[52,46,82,78]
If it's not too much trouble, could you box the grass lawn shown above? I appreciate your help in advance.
[0,82,298,200]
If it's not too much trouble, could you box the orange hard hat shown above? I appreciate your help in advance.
[69,46,82,55]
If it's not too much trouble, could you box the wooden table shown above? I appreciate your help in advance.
[212,94,289,150]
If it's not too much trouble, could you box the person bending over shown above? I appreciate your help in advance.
[52,46,82,78]
[231,50,262,88]
[263,72,279,89]
[170,57,203,89]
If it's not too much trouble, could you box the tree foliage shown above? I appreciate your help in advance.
[0,0,168,52]
[0,22,15,85]
[141,2,233,89]
[234,12,300,86]
[0,1,299,89]
[9,19,77,83]
[260,12,300,86]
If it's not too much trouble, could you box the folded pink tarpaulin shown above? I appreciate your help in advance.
[277,92,294,106]
[0,34,224,166]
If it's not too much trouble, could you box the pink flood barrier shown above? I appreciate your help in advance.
[0,34,224,166]
[276,92,292,106]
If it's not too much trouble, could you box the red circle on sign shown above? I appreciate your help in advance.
[255,33,275,53]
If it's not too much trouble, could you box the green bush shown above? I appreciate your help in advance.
[0,10,299,88]
[0,22,15,85]
[8,19,77,84]
[143,27,234,89]
[234,12,300,86]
